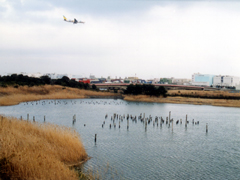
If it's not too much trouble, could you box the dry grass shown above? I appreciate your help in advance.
[167,89,240,98]
[124,94,240,107]
[0,116,88,180]
[0,85,119,106]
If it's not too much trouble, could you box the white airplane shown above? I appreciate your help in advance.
[63,16,84,24]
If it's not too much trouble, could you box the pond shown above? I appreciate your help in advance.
[1,99,240,179]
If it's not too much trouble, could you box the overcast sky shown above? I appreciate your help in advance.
[1,0,240,79]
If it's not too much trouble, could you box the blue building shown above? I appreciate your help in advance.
[192,73,215,86]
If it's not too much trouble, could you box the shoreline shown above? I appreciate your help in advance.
[0,85,121,106]
[123,95,240,108]
[1,85,240,108]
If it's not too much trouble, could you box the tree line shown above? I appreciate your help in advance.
[124,84,167,97]
[0,74,167,96]
[0,74,90,90]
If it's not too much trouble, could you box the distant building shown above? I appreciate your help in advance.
[172,78,191,85]
[146,78,159,84]
[192,73,215,86]
[125,77,139,83]
[28,72,42,78]
[89,74,96,79]
[213,75,240,87]
[45,73,72,79]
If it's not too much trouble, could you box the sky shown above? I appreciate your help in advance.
[1,0,240,79]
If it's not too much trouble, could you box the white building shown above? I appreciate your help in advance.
[45,73,72,79]
[223,76,240,87]
[213,75,240,87]
[28,72,43,78]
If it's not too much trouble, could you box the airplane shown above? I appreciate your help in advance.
[63,16,84,24]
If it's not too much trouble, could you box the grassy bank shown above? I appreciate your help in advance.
[0,116,88,180]
[1,85,240,107]
[0,85,120,106]
[167,89,240,99]
[124,91,240,108]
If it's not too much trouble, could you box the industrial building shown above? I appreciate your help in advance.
[191,73,215,86]
[213,75,240,87]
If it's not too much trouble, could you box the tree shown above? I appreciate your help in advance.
[124,84,167,97]
[40,76,51,84]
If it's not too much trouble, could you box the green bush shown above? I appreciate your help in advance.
[124,84,167,97]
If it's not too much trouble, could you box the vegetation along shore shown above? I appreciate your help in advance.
[0,116,88,180]
[1,73,240,107]
[1,84,240,107]
[124,87,240,108]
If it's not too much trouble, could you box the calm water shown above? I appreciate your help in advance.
[1,99,240,180]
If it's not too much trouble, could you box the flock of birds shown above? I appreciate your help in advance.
[22,100,157,106]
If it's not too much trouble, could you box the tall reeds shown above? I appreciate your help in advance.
[0,85,119,106]
[0,116,88,180]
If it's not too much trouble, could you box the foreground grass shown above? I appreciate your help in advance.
[0,85,119,106]
[0,116,88,180]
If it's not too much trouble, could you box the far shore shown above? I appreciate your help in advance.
[124,95,240,108]
[1,85,240,108]
[0,85,121,106]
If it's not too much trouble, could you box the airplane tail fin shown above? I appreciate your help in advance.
[63,16,67,21]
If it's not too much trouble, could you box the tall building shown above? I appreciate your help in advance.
[192,73,215,86]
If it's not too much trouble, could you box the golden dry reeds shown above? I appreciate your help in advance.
[123,93,240,107]
[0,116,88,180]
[167,89,240,99]
[0,85,119,106]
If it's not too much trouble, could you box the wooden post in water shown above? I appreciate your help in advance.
[27,114,29,121]
[95,134,97,142]
[185,114,187,128]
[169,111,171,122]
[172,119,173,131]
[33,116,35,122]
[44,116,46,122]
[119,120,121,128]
[206,123,208,133]
[145,119,147,131]
[20,116,22,120]
[127,119,129,130]
[160,117,162,128]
